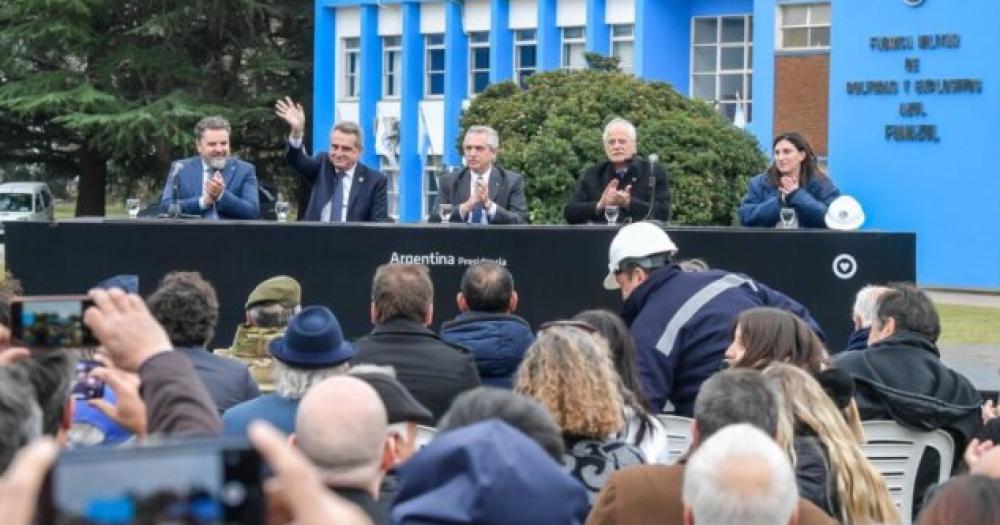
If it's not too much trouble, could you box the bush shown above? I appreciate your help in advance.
[459,68,767,225]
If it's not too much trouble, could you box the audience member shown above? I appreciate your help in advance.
[219,275,302,391]
[739,131,840,228]
[564,117,670,224]
[0,437,58,525]
[0,367,41,471]
[916,475,1000,525]
[587,368,836,525]
[147,271,259,412]
[436,125,529,224]
[604,221,822,415]
[515,324,644,503]
[574,309,668,463]
[844,285,890,351]
[391,420,589,525]
[764,363,898,525]
[725,307,830,374]
[439,387,565,460]
[224,305,354,436]
[682,424,799,525]
[293,376,392,525]
[353,263,480,421]
[440,261,533,388]
[11,351,76,445]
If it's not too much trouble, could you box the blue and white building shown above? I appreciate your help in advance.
[312,0,1000,289]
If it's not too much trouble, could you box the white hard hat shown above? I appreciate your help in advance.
[825,196,865,230]
[604,222,678,290]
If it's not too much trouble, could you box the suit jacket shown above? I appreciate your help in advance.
[586,463,840,525]
[436,165,529,224]
[285,144,388,222]
[564,157,670,224]
[176,347,260,414]
[351,318,481,422]
[159,156,259,219]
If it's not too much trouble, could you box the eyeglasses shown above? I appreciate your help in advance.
[538,320,599,334]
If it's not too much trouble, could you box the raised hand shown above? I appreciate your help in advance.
[83,288,172,373]
[275,97,307,139]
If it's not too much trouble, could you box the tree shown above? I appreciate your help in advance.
[0,0,313,215]
[459,61,767,225]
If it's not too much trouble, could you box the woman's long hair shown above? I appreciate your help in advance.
[515,325,625,439]
[766,131,827,188]
[732,307,830,375]
[764,363,899,525]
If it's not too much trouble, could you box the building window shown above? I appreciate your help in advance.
[343,37,360,99]
[469,31,490,95]
[380,157,400,219]
[425,34,445,97]
[778,3,830,50]
[561,27,586,70]
[691,16,754,124]
[423,154,443,220]
[610,24,634,74]
[383,35,402,99]
[514,29,537,88]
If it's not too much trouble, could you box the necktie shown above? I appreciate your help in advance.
[471,174,484,224]
[331,171,345,223]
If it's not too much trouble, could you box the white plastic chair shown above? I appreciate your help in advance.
[414,425,437,450]
[860,420,955,525]
[655,415,694,464]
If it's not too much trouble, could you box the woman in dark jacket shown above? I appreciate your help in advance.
[740,131,840,228]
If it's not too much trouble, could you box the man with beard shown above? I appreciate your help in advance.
[159,116,260,219]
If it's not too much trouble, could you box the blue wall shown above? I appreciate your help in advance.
[829,0,1000,288]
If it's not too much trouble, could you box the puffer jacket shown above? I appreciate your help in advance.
[441,312,534,388]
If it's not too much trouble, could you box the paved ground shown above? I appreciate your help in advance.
[927,291,1000,392]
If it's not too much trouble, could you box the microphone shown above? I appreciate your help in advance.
[167,161,182,218]
[642,154,658,222]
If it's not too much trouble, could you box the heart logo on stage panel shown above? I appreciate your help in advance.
[832,254,858,280]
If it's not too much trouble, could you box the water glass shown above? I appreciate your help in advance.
[126,198,141,219]
[275,200,290,222]
[439,203,453,222]
[779,207,798,229]
[605,205,620,225]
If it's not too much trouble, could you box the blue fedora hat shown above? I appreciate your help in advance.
[268,305,356,368]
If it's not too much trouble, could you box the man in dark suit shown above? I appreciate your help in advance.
[564,117,670,224]
[352,263,481,422]
[159,116,260,220]
[437,125,529,224]
[275,97,388,222]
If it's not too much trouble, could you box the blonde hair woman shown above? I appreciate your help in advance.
[515,323,644,503]
[764,363,899,525]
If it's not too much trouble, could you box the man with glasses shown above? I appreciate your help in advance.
[436,125,529,224]
[275,97,388,222]
[564,117,670,224]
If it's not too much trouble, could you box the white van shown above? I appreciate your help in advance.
[0,182,55,234]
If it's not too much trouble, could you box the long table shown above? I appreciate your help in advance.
[4,219,915,351]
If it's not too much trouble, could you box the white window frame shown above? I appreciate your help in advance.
[425,34,445,98]
[690,15,754,124]
[561,26,586,70]
[343,37,360,100]
[380,157,400,220]
[777,3,830,50]
[514,29,537,89]
[469,31,491,96]
[423,154,443,220]
[610,24,634,74]
[383,35,402,99]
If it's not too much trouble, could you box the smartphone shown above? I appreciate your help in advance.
[71,360,105,401]
[9,295,98,348]
[38,437,264,525]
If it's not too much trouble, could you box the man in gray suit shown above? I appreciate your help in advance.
[438,125,529,224]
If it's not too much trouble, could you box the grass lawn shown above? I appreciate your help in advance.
[55,201,127,220]
[938,303,1000,345]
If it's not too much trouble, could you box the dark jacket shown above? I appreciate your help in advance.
[392,420,589,525]
[622,265,822,416]
[440,312,534,388]
[139,351,222,437]
[843,327,871,352]
[795,434,839,520]
[352,318,481,422]
[285,143,388,222]
[176,346,260,414]
[832,331,982,455]
[436,165,530,224]
[739,172,840,228]
[564,156,670,224]
[333,487,388,525]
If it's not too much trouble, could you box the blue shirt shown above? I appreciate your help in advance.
[222,393,300,437]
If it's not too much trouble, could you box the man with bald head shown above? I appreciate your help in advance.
[293,376,393,525]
